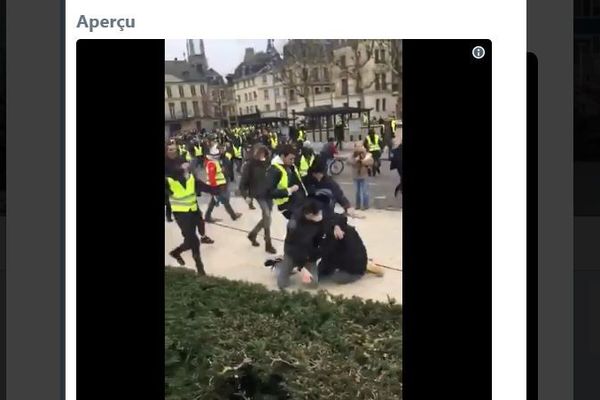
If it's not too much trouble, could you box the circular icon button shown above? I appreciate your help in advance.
[472,46,485,59]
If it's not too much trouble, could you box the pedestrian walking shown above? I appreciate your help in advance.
[165,159,219,275]
[239,144,277,254]
[165,142,214,244]
[334,122,345,150]
[348,142,374,210]
[266,144,304,219]
[204,145,242,223]
[297,141,316,177]
[231,130,244,173]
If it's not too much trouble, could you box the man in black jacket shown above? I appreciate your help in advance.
[274,198,348,289]
[317,217,368,284]
[239,144,277,254]
[302,158,354,218]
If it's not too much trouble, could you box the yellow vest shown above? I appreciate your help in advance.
[225,152,232,160]
[391,120,397,132]
[205,160,227,186]
[167,175,198,212]
[233,145,242,159]
[297,130,305,141]
[272,163,301,206]
[299,154,315,177]
[366,135,381,152]
[270,135,278,149]
[194,145,203,157]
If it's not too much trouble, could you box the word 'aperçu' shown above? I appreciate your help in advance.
[76,15,135,32]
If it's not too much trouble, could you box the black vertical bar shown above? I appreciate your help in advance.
[403,40,492,399]
[527,51,538,400]
[76,39,165,399]
[0,0,5,396]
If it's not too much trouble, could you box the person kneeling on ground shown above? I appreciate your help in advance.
[316,212,368,284]
[273,198,346,290]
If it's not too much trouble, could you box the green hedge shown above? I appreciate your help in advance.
[165,268,403,399]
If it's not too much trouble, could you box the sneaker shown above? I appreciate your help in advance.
[169,250,185,266]
[249,203,256,210]
[247,234,260,247]
[201,236,215,244]
[264,257,283,267]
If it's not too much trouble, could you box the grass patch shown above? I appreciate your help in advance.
[165,268,402,399]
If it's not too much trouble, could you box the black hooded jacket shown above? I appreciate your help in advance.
[283,205,348,267]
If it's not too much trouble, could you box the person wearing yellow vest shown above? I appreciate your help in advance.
[269,131,279,151]
[297,141,315,177]
[266,144,304,219]
[221,143,236,183]
[231,131,244,173]
[166,152,221,275]
[296,126,306,144]
[363,129,382,176]
[193,141,203,159]
[204,145,242,223]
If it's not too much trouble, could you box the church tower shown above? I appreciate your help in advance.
[186,39,209,73]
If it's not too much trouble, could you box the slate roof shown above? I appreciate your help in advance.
[165,60,225,85]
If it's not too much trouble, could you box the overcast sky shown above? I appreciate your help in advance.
[165,39,288,77]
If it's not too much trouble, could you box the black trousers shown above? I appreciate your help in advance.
[172,210,201,259]
[234,158,243,173]
[371,150,382,175]
[168,202,206,236]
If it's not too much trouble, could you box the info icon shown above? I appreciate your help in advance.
[472,46,485,60]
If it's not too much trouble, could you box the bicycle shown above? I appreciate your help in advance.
[328,157,345,176]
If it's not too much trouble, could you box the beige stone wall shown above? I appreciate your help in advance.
[233,71,286,116]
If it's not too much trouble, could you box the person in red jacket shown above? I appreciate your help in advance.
[204,145,242,223]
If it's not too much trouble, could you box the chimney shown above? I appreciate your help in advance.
[244,47,255,61]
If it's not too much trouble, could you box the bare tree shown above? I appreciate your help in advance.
[335,40,395,107]
[278,39,331,109]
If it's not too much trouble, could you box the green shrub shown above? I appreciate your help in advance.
[165,268,403,399]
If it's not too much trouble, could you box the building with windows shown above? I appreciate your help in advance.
[283,39,402,121]
[229,40,287,120]
[164,39,232,136]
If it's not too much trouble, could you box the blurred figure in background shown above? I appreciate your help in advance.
[204,145,242,223]
[364,128,382,176]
